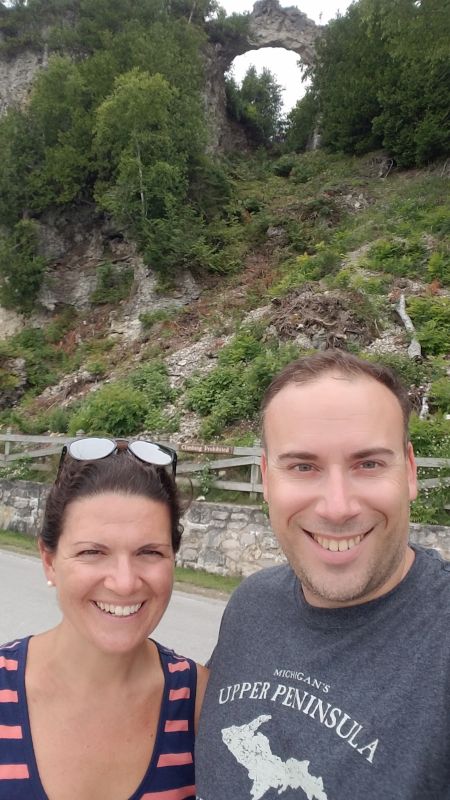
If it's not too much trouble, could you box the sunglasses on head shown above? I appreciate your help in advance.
[57,437,177,478]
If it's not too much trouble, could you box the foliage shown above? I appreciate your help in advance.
[365,238,426,278]
[0,456,41,482]
[409,414,450,458]
[284,91,319,153]
[186,331,299,438]
[407,297,450,356]
[305,0,450,166]
[68,382,148,436]
[90,262,133,304]
[206,8,250,44]
[0,220,47,312]
[2,325,71,394]
[139,308,176,329]
[429,378,450,415]
[271,248,341,296]
[226,66,284,147]
[409,413,450,525]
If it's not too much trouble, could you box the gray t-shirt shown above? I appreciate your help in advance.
[196,545,450,800]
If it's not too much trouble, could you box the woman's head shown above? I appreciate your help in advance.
[40,445,184,554]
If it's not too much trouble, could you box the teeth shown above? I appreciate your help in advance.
[313,534,363,552]
[95,602,142,617]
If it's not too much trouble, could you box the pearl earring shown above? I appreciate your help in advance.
[47,580,54,587]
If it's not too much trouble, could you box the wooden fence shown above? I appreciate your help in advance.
[0,431,449,509]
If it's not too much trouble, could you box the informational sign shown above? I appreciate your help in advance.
[179,444,234,455]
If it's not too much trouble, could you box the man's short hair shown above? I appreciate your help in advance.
[260,349,411,449]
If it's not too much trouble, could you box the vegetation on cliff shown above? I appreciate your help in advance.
[0,0,449,521]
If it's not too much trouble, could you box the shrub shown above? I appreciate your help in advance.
[68,383,148,437]
[128,362,176,407]
[366,238,426,278]
[429,379,450,415]
[409,415,450,458]
[0,220,47,313]
[427,250,450,286]
[272,155,296,177]
[90,262,134,305]
[407,297,450,356]
[186,341,299,438]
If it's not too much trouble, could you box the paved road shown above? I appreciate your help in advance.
[0,550,227,664]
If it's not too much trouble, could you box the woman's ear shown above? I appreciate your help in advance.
[39,539,56,586]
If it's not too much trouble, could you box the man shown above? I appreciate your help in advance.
[196,350,450,800]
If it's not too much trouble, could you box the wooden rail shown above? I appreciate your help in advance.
[0,432,449,508]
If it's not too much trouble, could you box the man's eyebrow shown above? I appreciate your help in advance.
[277,451,318,461]
[351,448,396,459]
[276,447,396,462]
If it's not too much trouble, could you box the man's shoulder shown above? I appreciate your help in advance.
[228,563,295,606]
[410,544,450,607]
[412,544,450,579]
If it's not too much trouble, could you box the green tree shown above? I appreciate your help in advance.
[372,0,450,166]
[284,90,319,152]
[226,65,284,147]
[309,2,386,154]
[93,68,187,238]
[0,220,47,312]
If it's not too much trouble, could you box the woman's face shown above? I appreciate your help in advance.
[41,491,175,655]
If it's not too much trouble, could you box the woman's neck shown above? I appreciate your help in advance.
[29,625,158,695]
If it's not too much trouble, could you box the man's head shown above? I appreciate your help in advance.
[260,350,418,608]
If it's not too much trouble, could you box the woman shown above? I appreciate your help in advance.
[0,437,208,800]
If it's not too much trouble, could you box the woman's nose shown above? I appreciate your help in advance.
[103,558,142,595]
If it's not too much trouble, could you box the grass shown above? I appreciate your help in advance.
[0,529,241,594]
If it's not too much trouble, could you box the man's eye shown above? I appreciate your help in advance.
[292,463,314,472]
[360,461,379,469]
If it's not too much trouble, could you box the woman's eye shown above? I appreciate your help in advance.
[139,549,164,557]
[77,549,102,557]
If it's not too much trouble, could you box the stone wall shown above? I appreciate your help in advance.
[1,479,449,574]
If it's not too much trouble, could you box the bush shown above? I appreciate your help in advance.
[366,238,426,278]
[0,220,47,313]
[427,250,450,287]
[409,415,450,458]
[429,379,450,415]
[90,262,134,305]
[186,340,299,438]
[272,155,296,177]
[407,297,450,356]
[68,383,148,437]
[128,362,176,407]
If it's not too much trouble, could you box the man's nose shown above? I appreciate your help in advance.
[103,557,142,595]
[315,469,361,523]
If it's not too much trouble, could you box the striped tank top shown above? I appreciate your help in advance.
[0,636,197,799]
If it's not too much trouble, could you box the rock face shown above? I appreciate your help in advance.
[248,0,320,65]
[204,0,321,150]
[0,46,48,115]
[0,1,320,151]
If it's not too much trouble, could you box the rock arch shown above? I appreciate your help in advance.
[205,0,322,150]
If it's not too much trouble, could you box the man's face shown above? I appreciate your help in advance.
[261,372,418,608]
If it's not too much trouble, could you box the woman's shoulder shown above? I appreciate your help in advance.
[153,639,197,668]
[0,636,29,658]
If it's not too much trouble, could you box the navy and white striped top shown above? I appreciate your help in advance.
[0,636,197,799]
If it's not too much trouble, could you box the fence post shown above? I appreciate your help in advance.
[250,458,261,502]
[4,427,12,461]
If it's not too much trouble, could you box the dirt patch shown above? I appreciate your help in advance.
[268,287,377,349]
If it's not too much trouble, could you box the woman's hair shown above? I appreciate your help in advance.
[40,452,184,553]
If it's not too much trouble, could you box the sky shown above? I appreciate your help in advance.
[218,0,352,112]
